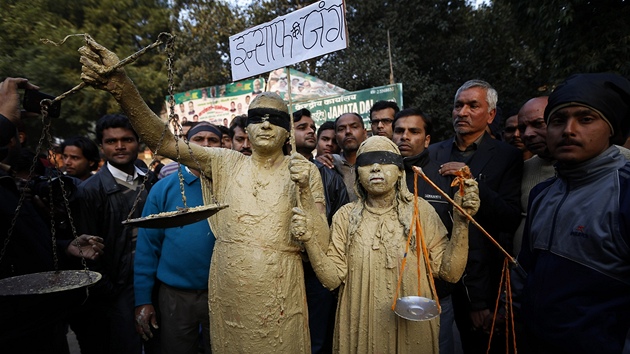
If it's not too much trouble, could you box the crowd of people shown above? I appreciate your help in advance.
[1,36,629,354]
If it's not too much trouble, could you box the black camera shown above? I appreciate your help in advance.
[28,175,80,207]
[23,89,61,118]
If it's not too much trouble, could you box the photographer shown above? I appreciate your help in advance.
[0,77,104,353]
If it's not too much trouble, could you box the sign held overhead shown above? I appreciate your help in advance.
[229,0,348,81]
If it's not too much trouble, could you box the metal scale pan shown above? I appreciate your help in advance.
[394,295,440,321]
[122,203,229,229]
[0,270,102,296]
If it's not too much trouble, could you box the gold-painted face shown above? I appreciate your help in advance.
[357,163,401,196]
[247,120,289,153]
[249,92,288,113]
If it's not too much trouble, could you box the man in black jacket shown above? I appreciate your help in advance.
[392,107,460,353]
[76,114,157,354]
[292,108,349,353]
[429,80,522,354]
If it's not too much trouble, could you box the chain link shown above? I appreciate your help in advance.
[165,38,214,203]
[121,33,179,219]
[166,37,189,209]
[0,32,176,277]
[0,109,51,266]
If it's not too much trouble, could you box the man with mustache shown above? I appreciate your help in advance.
[514,94,630,254]
[514,73,630,354]
[502,113,532,161]
[317,113,367,202]
[511,96,553,255]
[291,109,348,353]
[292,109,349,225]
[229,115,251,156]
[369,100,399,139]
[428,80,522,353]
[392,108,459,353]
[76,114,158,353]
[134,122,222,354]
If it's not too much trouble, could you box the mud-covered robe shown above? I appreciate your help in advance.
[325,198,451,354]
[197,149,325,353]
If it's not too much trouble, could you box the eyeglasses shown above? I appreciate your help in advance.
[371,118,394,126]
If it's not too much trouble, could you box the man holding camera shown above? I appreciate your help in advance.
[0,77,104,353]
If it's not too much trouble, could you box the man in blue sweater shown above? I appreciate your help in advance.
[134,122,222,354]
[515,73,630,354]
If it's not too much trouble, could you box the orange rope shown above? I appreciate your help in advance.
[486,258,506,354]
[411,165,518,349]
[392,204,417,311]
[416,215,441,311]
[486,257,517,353]
[391,171,441,312]
[504,286,509,354]
[506,260,517,354]
[413,170,440,305]
[414,175,422,297]
[416,216,422,296]
[412,166,517,265]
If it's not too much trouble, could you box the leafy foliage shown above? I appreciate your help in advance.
[1,0,629,144]
[499,0,630,84]
[0,0,172,144]
[171,0,245,91]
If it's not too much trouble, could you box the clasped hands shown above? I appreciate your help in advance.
[454,178,480,218]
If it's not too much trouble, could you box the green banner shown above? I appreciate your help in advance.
[165,82,402,129]
[291,83,403,127]
[166,78,265,127]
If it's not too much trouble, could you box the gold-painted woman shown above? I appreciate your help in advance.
[293,136,479,354]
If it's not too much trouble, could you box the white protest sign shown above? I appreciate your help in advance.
[229,0,348,81]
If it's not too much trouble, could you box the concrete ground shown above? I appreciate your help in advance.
[67,324,464,353]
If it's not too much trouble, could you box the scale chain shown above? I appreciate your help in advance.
[0,112,52,266]
[43,120,61,270]
[120,33,182,219]
[0,32,177,296]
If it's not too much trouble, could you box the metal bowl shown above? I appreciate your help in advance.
[0,270,102,296]
[394,296,440,321]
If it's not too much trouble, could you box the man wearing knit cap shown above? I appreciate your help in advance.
[134,122,221,353]
[514,73,630,354]
[157,122,222,179]
[79,36,329,353]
